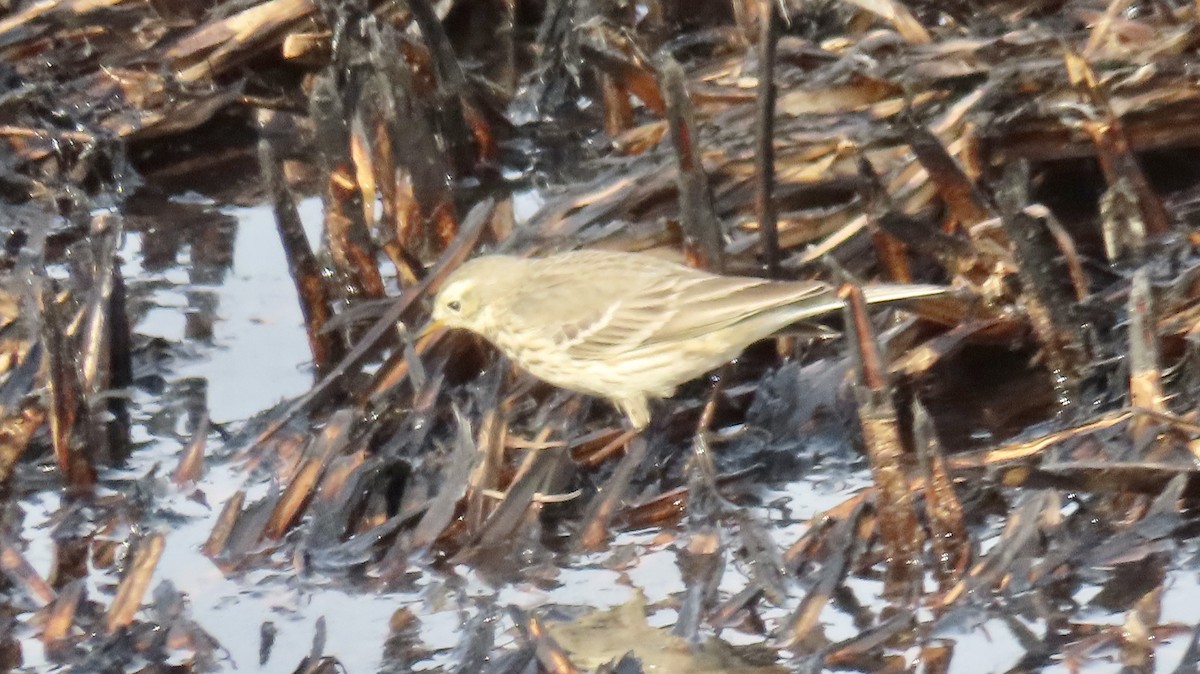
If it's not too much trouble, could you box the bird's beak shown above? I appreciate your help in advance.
[415,318,446,342]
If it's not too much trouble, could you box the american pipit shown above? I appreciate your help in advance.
[427,250,946,429]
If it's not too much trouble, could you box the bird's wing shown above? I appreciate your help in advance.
[503,262,673,357]
[649,275,833,342]
[506,256,831,359]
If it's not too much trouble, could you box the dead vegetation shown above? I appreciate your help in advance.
[3,0,1200,671]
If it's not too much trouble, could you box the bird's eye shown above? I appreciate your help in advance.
[447,300,462,312]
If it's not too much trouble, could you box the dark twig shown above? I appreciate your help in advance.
[260,137,346,376]
[405,0,477,175]
[754,0,781,277]
[659,54,724,272]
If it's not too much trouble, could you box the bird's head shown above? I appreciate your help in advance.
[424,255,523,337]
[430,275,484,330]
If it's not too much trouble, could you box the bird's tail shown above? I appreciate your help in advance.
[784,283,952,323]
[861,283,950,305]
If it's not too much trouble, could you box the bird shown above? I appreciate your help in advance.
[425,249,948,429]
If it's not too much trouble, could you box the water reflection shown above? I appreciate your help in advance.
[122,192,317,425]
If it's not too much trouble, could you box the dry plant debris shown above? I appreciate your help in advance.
[1,0,1200,672]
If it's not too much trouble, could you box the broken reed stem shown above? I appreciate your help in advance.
[871,229,914,283]
[171,415,209,486]
[857,156,979,280]
[900,119,993,228]
[78,214,119,395]
[997,162,1086,407]
[1040,211,1089,301]
[203,489,244,559]
[1100,178,1148,263]
[0,534,55,607]
[672,425,728,644]
[573,436,648,552]
[405,0,477,175]
[659,54,725,272]
[105,532,165,633]
[854,156,911,281]
[42,579,83,643]
[362,85,401,263]
[1127,267,1166,457]
[783,499,864,646]
[309,73,386,302]
[1002,208,1086,399]
[754,0,780,278]
[841,284,923,597]
[262,410,354,542]
[41,280,96,488]
[0,401,44,484]
[600,72,633,136]
[370,22,460,253]
[937,491,1057,607]
[1064,51,1170,237]
[513,607,583,674]
[81,213,131,465]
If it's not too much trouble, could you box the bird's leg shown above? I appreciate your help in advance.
[617,396,653,431]
[698,365,731,433]
[640,398,679,445]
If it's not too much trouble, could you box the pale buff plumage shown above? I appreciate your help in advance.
[428,250,946,429]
